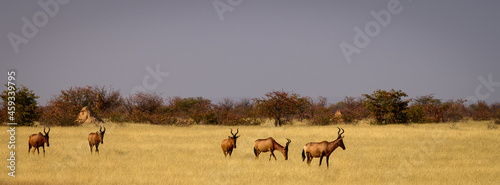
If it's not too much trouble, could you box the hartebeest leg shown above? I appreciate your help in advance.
[270,151,277,161]
[306,153,312,165]
[254,149,260,159]
[42,145,45,156]
[319,155,324,166]
[36,147,40,155]
[28,145,32,154]
[96,145,99,153]
[326,156,330,169]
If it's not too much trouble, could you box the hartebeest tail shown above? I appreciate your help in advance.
[302,149,306,161]
[302,127,345,168]
[88,126,106,154]
[221,128,240,157]
[28,127,50,156]
[253,137,291,160]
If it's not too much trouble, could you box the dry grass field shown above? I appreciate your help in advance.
[1,120,499,184]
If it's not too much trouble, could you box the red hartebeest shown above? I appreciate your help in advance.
[88,126,106,153]
[221,128,240,157]
[302,127,345,168]
[28,127,50,156]
[254,138,291,160]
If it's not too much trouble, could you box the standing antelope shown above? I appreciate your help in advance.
[254,138,291,160]
[88,126,106,154]
[28,127,50,156]
[302,127,345,168]
[221,128,240,157]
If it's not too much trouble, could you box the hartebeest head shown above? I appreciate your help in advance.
[337,127,345,150]
[43,127,50,147]
[99,126,106,144]
[228,128,240,148]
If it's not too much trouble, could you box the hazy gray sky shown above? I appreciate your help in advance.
[1,0,499,105]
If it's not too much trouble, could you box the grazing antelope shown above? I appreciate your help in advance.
[28,127,50,156]
[254,138,291,160]
[88,126,106,154]
[221,128,240,157]
[302,127,345,168]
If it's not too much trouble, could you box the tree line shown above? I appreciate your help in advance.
[1,85,500,126]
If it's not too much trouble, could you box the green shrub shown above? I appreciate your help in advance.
[0,85,40,126]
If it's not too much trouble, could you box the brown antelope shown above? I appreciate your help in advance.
[28,127,50,156]
[302,127,345,168]
[253,138,291,160]
[221,128,240,157]
[88,126,106,153]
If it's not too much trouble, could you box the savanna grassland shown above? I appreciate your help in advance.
[1,120,499,184]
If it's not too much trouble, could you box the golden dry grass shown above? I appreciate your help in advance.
[1,120,499,184]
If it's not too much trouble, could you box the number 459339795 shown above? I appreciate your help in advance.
[7,71,16,122]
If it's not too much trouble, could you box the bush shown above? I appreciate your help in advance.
[254,90,303,127]
[363,89,410,124]
[92,85,122,119]
[441,99,467,122]
[469,101,491,121]
[309,107,336,125]
[408,104,425,123]
[39,85,127,126]
[39,86,98,126]
[490,103,500,124]
[411,94,442,123]
[123,92,165,124]
[338,96,368,124]
[0,103,5,124]
[0,85,40,126]
[40,99,81,126]
[106,106,128,123]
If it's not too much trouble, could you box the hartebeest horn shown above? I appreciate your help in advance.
[285,138,291,148]
[101,126,106,133]
[230,128,239,137]
[337,127,344,138]
[44,126,50,134]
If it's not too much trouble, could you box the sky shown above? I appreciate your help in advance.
[1,0,499,105]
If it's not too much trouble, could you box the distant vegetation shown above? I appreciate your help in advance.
[1,85,500,126]
[0,84,40,126]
